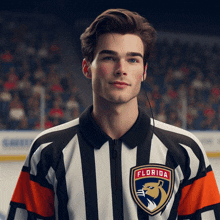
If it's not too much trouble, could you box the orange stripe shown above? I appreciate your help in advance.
[11,171,54,217]
[178,170,220,216]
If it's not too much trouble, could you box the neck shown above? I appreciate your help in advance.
[92,97,139,139]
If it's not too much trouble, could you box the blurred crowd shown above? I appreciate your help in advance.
[139,38,220,130]
[0,13,83,130]
[0,13,220,131]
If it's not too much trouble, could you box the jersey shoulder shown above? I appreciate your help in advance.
[151,118,210,168]
[28,118,80,156]
[151,118,202,145]
[35,118,80,140]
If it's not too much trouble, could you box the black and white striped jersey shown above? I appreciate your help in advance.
[7,106,220,220]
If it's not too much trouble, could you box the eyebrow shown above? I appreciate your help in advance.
[99,50,143,58]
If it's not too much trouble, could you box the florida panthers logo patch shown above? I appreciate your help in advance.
[130,164,174,216]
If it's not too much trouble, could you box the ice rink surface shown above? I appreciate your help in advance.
[0,158,220,217]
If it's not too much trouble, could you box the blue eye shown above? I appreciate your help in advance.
[129,58,138,63]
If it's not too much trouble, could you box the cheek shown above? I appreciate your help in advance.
[136,73,144,81]
[97,64,111,76]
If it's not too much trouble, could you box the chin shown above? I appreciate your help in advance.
[106,95,137,105]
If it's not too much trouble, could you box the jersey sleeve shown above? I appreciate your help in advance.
[177,142,220,219]
[6,141,55,220]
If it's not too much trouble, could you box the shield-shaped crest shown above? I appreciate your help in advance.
[130,164,174,216]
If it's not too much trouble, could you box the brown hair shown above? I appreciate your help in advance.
[80,8,157,65]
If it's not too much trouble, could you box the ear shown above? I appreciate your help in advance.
[82,59,92,79]
[142,64,148,81]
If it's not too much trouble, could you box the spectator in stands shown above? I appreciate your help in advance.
[3,72,18,92]
[32,80,44,97]
[172,68,185,89]
[64,94,80,121]
[0,87,12,103]
[26,42,36,58]
[49,100,64,119]
[151,84,162,100]
[17,116,29,130]
[34,115,53,130]
[0,87,12,122]
[163,67,174,87]
[156,109,167,123]
[33,65,46,82]
[211,83,220,99]
[8,93,25,129]
[187,86,196,105]
[0,49,14,73]
[167,110,179,125]
[17,71,32,100]
[50,74,64,94]
[37,42,49,64]
[26,95,40,128]
[187,114,195,130]
[191,71,204,94]
[203,103,216,120]
[163,85,178,105]
[49,40,61,63]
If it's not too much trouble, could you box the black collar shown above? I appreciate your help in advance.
[79,105,151,149]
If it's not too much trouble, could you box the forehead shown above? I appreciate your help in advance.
[94,33,144,57]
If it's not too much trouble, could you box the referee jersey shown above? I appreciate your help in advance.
[7,106,220,220]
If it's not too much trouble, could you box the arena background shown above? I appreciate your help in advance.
[0,0,220,218]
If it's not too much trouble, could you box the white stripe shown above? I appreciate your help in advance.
[23,153,30,167]
[33,118,79,142]
[62,134,86,219]
[121,143,138,220]
[45,167,58,220]
[180,144,200,180]
[30,142,52,175]
[94,142,113,220]
[173,165,184,198]
[149,134,168,165]
[201,209,216,219]
[14,208,28,220]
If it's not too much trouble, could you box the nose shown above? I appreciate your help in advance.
[115,60,127,76]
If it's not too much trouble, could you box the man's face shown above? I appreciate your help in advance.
[83,33,147,105]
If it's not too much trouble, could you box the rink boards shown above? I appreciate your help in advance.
[0,130,219,161]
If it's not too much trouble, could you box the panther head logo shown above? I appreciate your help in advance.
[130,164,174,216]
[142,180,167,211]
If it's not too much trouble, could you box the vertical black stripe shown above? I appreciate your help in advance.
[136,132,152,166]
[78,134,99,220]
[56,154,69,220]
[167,188,181,220]
[165,144,182,219]
[6,203,16,220]
[214,203,220,219]
[135,129,153,220]
[109,139,124,220]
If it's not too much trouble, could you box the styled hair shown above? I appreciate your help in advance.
[80,8,157,65]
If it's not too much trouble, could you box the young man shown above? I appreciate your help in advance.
[7,9,220,220]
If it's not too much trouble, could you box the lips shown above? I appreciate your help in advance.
[109,81,131,89]
[111,81,129,86]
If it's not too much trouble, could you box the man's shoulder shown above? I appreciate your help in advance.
[31,118,80,151]
[151,119,209,166]
[38,118,80,137]
[151,119,203,147]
